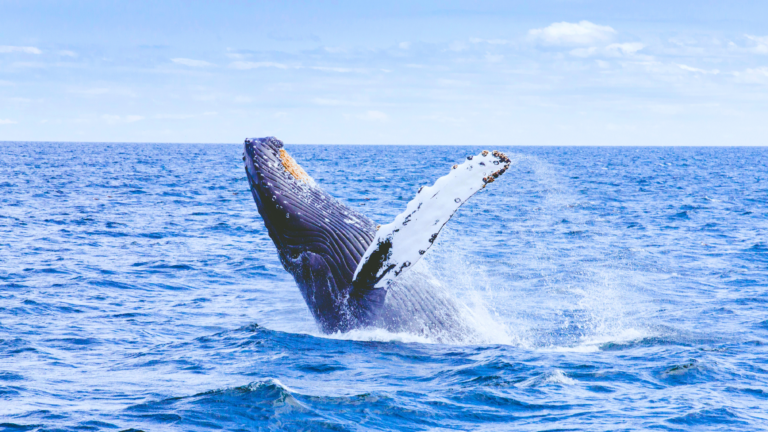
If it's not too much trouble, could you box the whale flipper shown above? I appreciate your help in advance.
[352,150,511,293]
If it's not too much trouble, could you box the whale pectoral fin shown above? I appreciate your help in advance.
[351,150,512,292]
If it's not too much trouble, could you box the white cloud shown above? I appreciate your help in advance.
[485,53,504,63]
[225,52,249,60]
[155,112,217,120]
[745,35,768,54]
[606,42,645,55]
[58,50,78,57]
[734,67,768,84]
[102,114,144,124]
[529,21,616,45]
[569,47,598,57]
[0,119,18,125]
[311,66,365,73]
[172,58,214,67]
[312,98,360,106]
[469,38,511,45]
[570,42,645,57]
[229,61,290,70]
[399,42,411,49]
[69,87,137,97]
[356,110,388,121]
[448,41,468,52]
[678,64,719,74]
[0,46,42,54]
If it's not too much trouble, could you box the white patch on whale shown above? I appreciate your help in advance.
[353,150,510,290]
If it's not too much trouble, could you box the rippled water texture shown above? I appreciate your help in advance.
[1,143,767,431]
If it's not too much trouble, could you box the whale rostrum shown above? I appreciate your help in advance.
[244,137,510,336]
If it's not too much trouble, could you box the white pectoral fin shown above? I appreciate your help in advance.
[352,150,511,291]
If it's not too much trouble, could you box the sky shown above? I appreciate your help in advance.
[1,0,767,145]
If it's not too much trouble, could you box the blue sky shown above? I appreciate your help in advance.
[1,0,767,145]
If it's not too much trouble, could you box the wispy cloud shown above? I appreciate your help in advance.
[469,38,511,45]
[0,119,18,125]
[312,98,362,106]
[310,66,365,73]
[154,111,217,120]
[230,61,291,70]
[69,87,137,97]
[745,35,768,54]
[570,42,645,57]
[0,46,42,54]
[734,67,768,83]
[102,114,144,124]
[324,46,347,54]
[353,110,388,121]
[171,58,214,67]
[485,53,504,63]
[529,21,616,46]
[448,41,469,52]
[678,64,720,74]
[225,51,250,60]
[58,50,78,57]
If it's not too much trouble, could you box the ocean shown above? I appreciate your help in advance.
[1,143,767,431]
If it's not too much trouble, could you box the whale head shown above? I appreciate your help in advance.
[243,137,379,332]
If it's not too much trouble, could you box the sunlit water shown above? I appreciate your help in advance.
[1,143,767,431]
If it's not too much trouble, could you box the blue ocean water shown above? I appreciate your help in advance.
[1,143,767,431]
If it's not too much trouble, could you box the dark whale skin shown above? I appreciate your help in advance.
[244,137,471,339]
[244,137,385,332]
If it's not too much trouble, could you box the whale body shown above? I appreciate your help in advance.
[243,137,510,338]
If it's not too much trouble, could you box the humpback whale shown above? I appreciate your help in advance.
[244,137,510,338]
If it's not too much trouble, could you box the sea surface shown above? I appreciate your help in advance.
[1,143,767,431]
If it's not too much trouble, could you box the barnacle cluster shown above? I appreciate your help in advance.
[279,149,312,184]
[482,150,511,185]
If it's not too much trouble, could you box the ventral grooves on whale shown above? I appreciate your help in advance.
[243,137,510,336]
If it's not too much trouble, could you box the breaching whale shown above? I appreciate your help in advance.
[244,137,510,338]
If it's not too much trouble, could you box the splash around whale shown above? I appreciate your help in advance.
[243,137,510,340]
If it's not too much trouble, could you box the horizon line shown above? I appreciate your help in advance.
[1,140,766,148]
